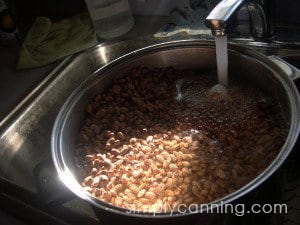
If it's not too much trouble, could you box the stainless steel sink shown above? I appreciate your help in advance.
[0,40,158,192]
[0,39,299,221]
[0,40,160,222]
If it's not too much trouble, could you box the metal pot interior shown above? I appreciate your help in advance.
[53,41,297,215]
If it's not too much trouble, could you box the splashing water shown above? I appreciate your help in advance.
[215,35,228,87]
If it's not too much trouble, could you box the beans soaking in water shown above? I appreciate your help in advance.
[77,67,288,212]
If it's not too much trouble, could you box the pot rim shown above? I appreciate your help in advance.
[51,39,300,218]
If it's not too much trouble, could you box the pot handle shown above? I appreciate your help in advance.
[268,55,300,81]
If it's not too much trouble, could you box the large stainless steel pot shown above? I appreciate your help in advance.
[51,40,300,224]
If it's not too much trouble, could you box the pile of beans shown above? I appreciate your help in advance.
[77,67,288,212]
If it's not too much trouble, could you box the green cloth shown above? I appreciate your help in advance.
[17,12,97,69]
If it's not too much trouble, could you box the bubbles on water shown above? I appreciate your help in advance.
[170,71,288,156]
[209,84,230,102]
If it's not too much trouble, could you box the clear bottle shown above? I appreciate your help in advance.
[85,0,134,39]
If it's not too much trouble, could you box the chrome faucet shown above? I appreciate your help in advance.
[205,0,272,39]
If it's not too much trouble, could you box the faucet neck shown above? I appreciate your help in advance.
[248,0,273,39]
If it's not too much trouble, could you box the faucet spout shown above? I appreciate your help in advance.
[206,0,247,36]
[205,0,270,38]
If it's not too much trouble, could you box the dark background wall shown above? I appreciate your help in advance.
[3,0,300,40]
[274,0,300,24]
[4,0,300,24]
